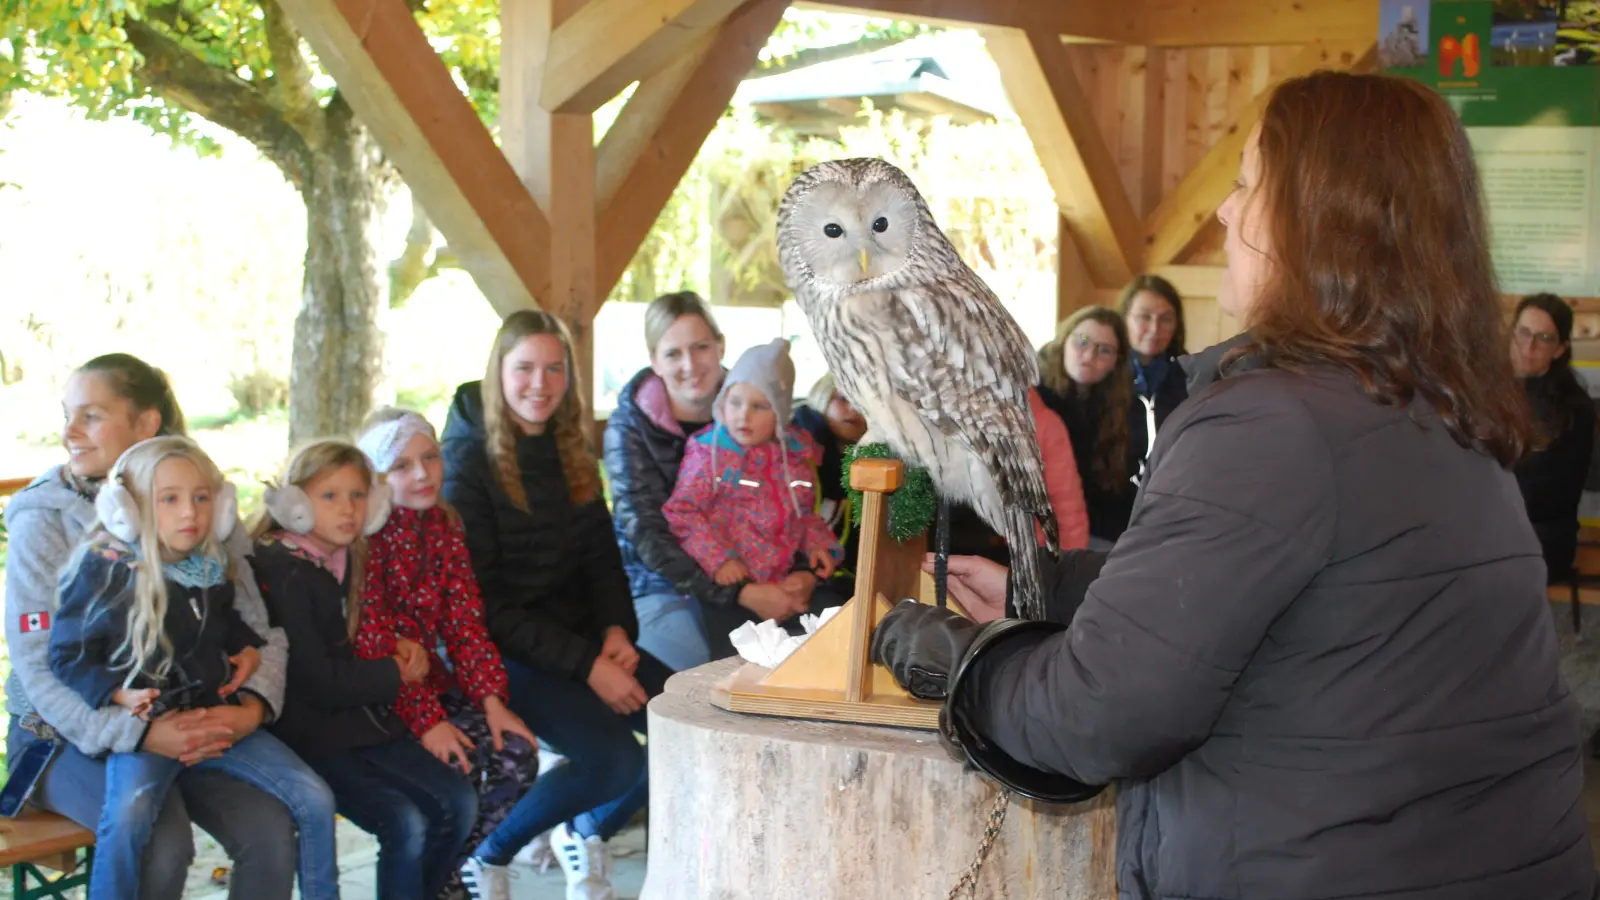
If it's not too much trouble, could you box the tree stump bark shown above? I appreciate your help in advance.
[643,659,1117,900]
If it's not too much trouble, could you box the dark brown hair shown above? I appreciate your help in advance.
[482,310,600,510]
[1240,71,1531,467]
[78,353,186,436]
[1514,293,1589,443]
[1039,306,1133,489]
[1117,274,1186,357]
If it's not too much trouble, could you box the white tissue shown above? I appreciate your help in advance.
[730,606,843,668]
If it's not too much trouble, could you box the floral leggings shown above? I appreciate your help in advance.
[437,689,540,896]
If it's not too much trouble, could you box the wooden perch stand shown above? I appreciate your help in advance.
[711,457,962,729]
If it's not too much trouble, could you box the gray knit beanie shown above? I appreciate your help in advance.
[715,338,796,426]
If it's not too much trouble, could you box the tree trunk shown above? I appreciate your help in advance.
[289,94,388,445]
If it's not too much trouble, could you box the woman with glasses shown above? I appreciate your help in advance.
[1119,275,1189,492]
[1037,306,1136,549]
[1510,293,1596,585]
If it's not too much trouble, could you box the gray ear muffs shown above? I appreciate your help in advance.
[212,480,239,544]
[363,482,393,537]
[262,483,316,535]
[95,482,141,544]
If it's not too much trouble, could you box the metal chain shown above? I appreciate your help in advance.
[947,789,1013,899]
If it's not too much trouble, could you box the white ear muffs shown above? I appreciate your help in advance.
[95,482,142,544]
[212,480,239,544]
[363,482,393,536]
[262,483,316,535]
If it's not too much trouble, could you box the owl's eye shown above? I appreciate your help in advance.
[872,217,889,233]
[823,223,844,239]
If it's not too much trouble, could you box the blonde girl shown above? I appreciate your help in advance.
[49,436,339,900]
[249,438,478,900]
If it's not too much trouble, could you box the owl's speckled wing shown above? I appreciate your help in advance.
[879,263,1052,527]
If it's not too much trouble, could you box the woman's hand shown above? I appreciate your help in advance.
[483,695,538,751]
[195,694,268,754]
[738,583,803,623]
[807,546,837,579]
[217,647,261,699]
[924,554,1009,624]
[587,657,648,715]
[141,709,234,764]
[421,721,475,773]
[600,626,640,675]
[113,687,160,719]
[714,559,751,586]
[393,639,431,683]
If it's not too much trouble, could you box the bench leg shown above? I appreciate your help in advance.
[12,846,93,900]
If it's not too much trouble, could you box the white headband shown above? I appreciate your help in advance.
[358,412,437,474]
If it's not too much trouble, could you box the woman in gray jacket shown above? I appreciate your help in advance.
[4,353,298,900]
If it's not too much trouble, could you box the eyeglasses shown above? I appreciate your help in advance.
[1513,326,1560,348]
[1070,333,1117,359]
[1130,312,1177,328]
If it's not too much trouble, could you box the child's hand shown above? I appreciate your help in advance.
[780,572,818,610]
[483,695,538,752]
[113,688,160,719]
[393,639,430,683]
[714,559,750,586]
[421,721,475,773]
[218,647,261,698]
[807,545,837,579]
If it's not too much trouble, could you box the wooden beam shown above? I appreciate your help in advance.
[797,0,1142,43]
[988,29,1141,289]
[1143,40,1375,267]
[595,0,789,306]
[274,0,548,315]
[1137,48,1166,217]
[504,0,597,382]
[540,0,749,114]
[1143,0,1378,46]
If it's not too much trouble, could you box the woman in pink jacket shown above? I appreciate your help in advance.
[663,339,844,659]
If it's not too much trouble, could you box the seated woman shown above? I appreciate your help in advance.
[1118,274,1189,483]
[603,292,800,672]
[1510,292,1596,582]
[3,353,297,900]
[446,309,663,900]
[1036,307,1138,549]
[792,372,867,574]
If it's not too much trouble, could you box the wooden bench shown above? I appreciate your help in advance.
[0,810,94,899]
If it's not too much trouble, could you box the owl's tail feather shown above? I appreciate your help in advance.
[1006,508,1046,621]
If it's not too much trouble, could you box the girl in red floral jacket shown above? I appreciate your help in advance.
[355,407,540,898]
[663,339,845,651]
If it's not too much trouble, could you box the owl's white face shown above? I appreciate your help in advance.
[789,179,920,287]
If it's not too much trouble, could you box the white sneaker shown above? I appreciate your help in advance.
[459,856,513,900]
[551,821,615,900]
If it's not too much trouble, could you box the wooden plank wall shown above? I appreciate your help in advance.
[1058,43,1304,349]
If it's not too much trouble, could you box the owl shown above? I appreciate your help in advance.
[776,158,1058,619]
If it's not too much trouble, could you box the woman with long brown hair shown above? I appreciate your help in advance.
[873,72,1595,898]
[443,309,662,900]
[1037,306,1137,547]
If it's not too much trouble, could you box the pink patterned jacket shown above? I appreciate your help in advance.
[663,425,844,585]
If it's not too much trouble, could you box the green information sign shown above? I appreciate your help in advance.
[1381,0,1600,297]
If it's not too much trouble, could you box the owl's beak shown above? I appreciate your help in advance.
[858,248,871,277]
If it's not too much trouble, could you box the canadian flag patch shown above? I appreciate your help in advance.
[19,612,50,633]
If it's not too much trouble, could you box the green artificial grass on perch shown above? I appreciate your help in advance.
[843,443,936,542]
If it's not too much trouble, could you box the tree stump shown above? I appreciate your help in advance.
[643,659,1117,900]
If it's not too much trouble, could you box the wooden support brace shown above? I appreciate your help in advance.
[540,0,750,113]
[594,0,790,311]
[989,29,1142,290]
[1143,0,1379,47]
[797,0,1143,43]
[273,0,549,315]
[1142,40,1376,268]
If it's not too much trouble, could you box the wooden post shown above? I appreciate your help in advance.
[502,0,599,394]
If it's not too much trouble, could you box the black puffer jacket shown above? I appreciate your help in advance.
[442,382,637,682]
[964,337,1596,900]
[602,367,737,607]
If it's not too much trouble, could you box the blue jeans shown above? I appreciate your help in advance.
[90,730,339,900]
[302,737,478,900]
[633,592,711,672]
[7,720,298,900]
[473,653,672,864]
